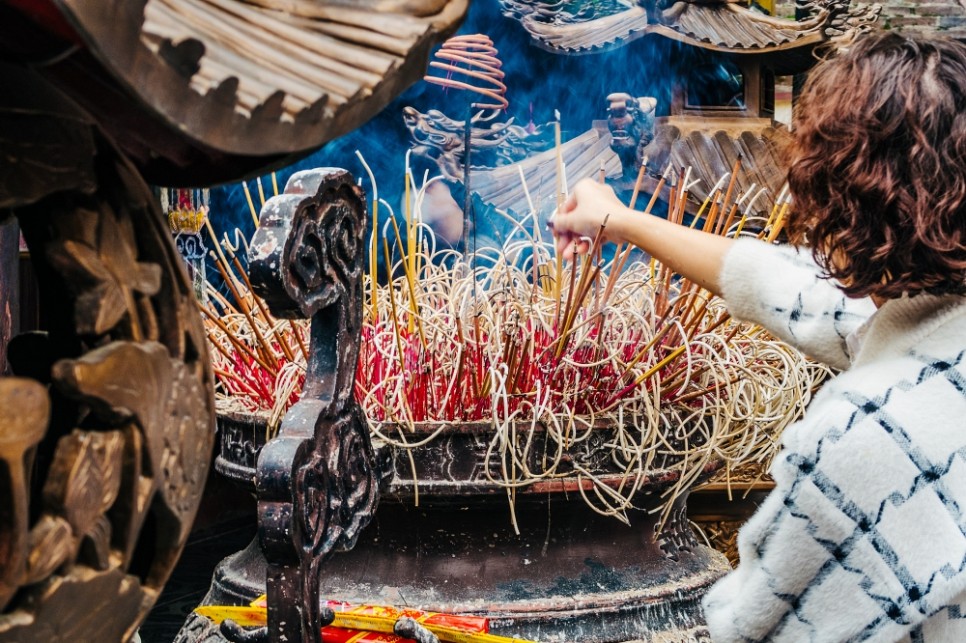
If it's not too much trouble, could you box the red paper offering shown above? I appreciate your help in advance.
[321,627,408,643]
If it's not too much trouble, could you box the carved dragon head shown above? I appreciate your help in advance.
[606,93,657,174]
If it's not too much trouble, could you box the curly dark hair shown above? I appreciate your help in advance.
[785,31,966,299]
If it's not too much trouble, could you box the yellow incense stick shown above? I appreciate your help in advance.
[765,201,790,243]
[383,239,412,380]
[404,169,416,335]
[718,156,742,233]
[645,168,670,281]
[256,176,266,207]
[204,218,248,314]
[242,181,259,228]
[734,212,750,238]
[355,150,380,325]
[630,345,687,388]
[689,190,718,230]
[759,188,785,237]
[552,117,564,323]
[387,213,426,348]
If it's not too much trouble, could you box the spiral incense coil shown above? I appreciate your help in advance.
[424,34,508,110]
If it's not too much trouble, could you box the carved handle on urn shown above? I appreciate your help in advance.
[248,168,378,643]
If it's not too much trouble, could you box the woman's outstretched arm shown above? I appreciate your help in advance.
[550,177,876,369]
[551,178,735,295]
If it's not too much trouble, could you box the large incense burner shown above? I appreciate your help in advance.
[206,414,726,642]
[180,152,820,642]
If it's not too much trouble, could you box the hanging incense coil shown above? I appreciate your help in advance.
[424,34,508,110]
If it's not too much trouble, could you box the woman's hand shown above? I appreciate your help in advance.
[550,179,631,260]
[549,177,734,295]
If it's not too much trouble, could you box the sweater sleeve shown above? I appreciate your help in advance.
[718,238,876,370]
[702,389,966,642]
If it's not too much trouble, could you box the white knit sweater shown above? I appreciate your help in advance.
[703,239,966,642]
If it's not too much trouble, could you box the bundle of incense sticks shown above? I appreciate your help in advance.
[196,599,536,643]
[324,602,490,633]
[203,159,827,523]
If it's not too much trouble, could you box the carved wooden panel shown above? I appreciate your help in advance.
[249,169,378,643]
[0,64,215,642]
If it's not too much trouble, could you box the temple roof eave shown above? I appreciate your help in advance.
[518,6,652,55]
[522,24,830,76]
[646,25,828,58]
[506,1,862,60]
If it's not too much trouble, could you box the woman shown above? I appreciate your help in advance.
[550,32,966,641]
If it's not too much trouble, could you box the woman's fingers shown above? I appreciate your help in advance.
[561,191,577,215]
[555,233,591,261]
[550,178,622,258]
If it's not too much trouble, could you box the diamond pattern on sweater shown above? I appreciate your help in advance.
[707,241,966,642]
[742,354,966,642]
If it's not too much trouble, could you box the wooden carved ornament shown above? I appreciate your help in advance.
[0,64,215,642]
[248,168,379,643]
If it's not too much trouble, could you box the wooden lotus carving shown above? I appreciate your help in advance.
[0,378,49,611]
[0,65,215,641]
[249,169,379,643]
